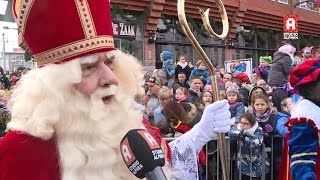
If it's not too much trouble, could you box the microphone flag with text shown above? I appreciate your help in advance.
[120,129,167,179]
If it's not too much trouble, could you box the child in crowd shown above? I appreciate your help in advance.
[248,86,268,107]
[160,51,175,88]
[190,60,209,85]
[175,55,192,81]
[224,80,233,89]
[248,94,277,136]
[175,87,189,103]
[225,83,245,123]
[248,93,279,178]
[276,97,293,138]
[202,90,213,107]
[229,113,269,180]
[252,56,272,82]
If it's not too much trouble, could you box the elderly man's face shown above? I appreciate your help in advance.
[75,52,118,100]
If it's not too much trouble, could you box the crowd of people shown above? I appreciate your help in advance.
[0,42,318,179]
[0,0,319,179]
[133,44,318,179]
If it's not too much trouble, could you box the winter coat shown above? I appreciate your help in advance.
[276,111,290,138]
[187,89,200,103]
[153,106,166,126]
[162,59,175,78]
[239,87,250,107]
[190,68,209,85]
[229,123,270,177]
[175,63,192,80]
[0,75,10,90]
[229,101,245,123]
[268,52,293,87]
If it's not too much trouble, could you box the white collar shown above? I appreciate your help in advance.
[291,99,320,128]
[237,121,259,136]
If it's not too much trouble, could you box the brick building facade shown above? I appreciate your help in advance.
[111,0,320,70]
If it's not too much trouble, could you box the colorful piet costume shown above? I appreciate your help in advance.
[279,59,320,180]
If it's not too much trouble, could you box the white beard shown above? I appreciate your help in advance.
[55,85,142,180]
[7,50,149,179]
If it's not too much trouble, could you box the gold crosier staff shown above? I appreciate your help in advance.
[177,0,230,179]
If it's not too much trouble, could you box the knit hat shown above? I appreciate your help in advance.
[301,46,313,55]
[225,83,239,96]
[234,72,251,84]
[278,44,296,55]
[162,51,172,61]
[290,58,320,93]
[259,56,272,64]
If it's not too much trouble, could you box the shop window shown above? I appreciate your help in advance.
[114,38,143,63]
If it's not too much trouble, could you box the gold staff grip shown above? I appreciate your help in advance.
[177,0,230,179]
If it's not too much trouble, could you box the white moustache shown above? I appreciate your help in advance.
[91,85,118,100]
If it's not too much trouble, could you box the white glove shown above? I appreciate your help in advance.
[201,99,231,133]
[182,100,231,151]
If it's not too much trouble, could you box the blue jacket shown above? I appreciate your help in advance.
[276,111,290,138]
[190,68,209,84]
[162,59,175,77]
[229,123,270,177]
[153,106,166,126]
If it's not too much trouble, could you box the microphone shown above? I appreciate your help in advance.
[120,129,167,180]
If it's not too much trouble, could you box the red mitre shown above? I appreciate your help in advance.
[290,58,320,93]
[12,0,115,67]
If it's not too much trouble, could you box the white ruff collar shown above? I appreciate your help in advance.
[291,99,320,128]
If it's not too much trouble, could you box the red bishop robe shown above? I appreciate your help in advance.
[0,131,61,180]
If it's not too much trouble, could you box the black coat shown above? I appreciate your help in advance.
[268,52,293,87]
[0,75,10,90]
[175,64,192,81]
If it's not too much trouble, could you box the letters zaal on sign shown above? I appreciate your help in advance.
[112,21,136,40]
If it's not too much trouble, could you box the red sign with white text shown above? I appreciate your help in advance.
[283,15,298,33]
[283,15,298,39]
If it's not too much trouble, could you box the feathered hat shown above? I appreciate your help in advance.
[290,58,320,93]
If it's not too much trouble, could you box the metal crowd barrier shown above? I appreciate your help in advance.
[164,135,283,180]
